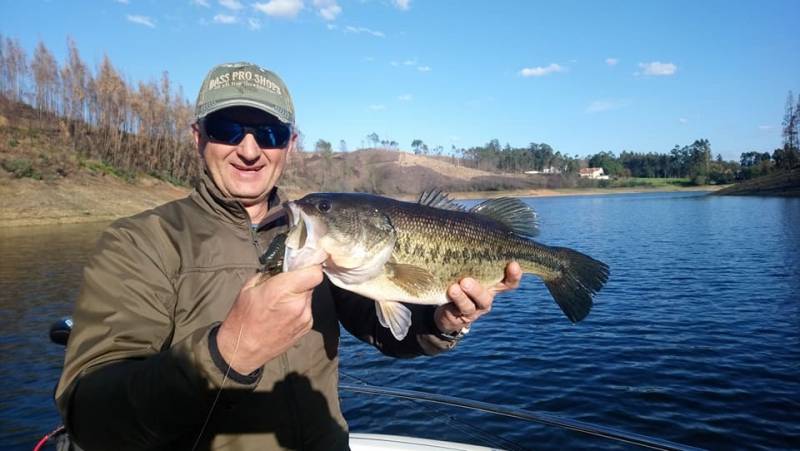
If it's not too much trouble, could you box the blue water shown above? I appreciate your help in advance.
[1,192,798,449]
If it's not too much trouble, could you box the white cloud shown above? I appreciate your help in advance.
[214,14,238,24]
[679,117,688,124]
[127,15,156,28]
[390,61,400,66]
[639,61,677,76]
[585,99,629,113]
[417,65,431,72]
[193,0,211,6]
[758,124,775,130]
[313,0,341,20]
[392,0,410,10]
[402,59,417,66]
[115,0,129,4]
[368,104,386,111]
[397,94,412,101]
[254,0,304,18]
[519,63,564,77]
[248,17,262,29]
[344,26,385,37]
[219,0,243,10]
[605,58,618,66]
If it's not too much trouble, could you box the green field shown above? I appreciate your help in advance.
[602,177,692,188]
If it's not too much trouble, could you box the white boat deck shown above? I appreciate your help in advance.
[349,433,500,451]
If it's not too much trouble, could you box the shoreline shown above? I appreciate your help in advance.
[0,177,723,229]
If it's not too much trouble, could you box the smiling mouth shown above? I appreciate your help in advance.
[231,163,263,172]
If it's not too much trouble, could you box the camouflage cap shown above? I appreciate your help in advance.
[194,62,295,124]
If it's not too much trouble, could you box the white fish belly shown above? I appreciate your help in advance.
[325,272,449,306]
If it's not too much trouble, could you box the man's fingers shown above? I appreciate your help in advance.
[460,277,492,312]
[496,261,522,291]
[278,264,324,293]
[448,282,476,316]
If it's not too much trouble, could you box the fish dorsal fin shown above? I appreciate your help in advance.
[469,197,539,237]
[417,189,466,212]
[385,261,437,297]
[375,301,412,340]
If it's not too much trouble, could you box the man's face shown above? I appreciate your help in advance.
[193,107,295,207]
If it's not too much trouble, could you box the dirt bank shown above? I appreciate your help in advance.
[0,173,722,228]
[0,173,189,228]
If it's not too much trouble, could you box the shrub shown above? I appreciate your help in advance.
[1,158,39,179]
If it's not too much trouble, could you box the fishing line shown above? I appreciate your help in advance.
[191,322,245,451]
[340,371,529,451]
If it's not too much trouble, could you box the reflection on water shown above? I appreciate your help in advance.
[0,221,109,447]
[1,193,799,450]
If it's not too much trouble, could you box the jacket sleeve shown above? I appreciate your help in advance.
[330,281,458,357]
[55,219,259,451]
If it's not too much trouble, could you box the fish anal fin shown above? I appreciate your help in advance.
[386,262,437,297]
[375,301,412,340]
[469,197,539,237]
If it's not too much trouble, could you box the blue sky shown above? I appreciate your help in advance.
[1,0,798,161]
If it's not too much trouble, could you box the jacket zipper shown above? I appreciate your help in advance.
[249,226,263,256]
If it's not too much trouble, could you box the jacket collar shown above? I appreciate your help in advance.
[191,169,285,229]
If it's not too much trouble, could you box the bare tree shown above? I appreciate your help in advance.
[783,91,798,152]
[31,40,59,114]
[60,37,90,129]
[2,37,28,102]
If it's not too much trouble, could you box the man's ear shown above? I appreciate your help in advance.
[192,123,205,156]
[287,132,298,154]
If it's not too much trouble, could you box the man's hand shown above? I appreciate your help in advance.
[434,261,522,335]
[216,249,327,375]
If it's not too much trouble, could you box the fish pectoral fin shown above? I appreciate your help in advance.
[375,301,412,341]
[385,262,437,297]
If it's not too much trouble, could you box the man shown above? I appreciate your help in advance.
[56,61,521,450]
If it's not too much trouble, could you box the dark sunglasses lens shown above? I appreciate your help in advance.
[253,124,292,148]
[204,117,243,144]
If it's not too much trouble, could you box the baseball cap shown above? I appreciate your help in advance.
[194,62,295,124]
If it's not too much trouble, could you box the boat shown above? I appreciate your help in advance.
[38,318,702,451]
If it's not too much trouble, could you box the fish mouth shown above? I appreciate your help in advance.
[283,202,327,271]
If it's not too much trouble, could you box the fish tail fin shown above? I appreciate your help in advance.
[539,247,609,323]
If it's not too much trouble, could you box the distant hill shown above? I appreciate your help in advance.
[280,149,569,196]
[713,168,800,197]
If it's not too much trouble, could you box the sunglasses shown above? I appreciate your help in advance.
[201,115,293,149]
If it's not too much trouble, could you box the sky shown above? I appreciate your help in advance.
[1,0,798,161]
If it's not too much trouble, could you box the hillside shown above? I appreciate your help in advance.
[279,148,564,196]
[0,96,571,227]
[713,168,800,197]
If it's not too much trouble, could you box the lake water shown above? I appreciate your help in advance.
[1,192,798,450]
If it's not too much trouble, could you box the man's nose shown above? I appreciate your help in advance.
[236,133,262,161]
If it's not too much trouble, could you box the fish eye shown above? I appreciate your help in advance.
[317,200,331,213]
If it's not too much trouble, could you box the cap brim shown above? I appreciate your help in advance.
[198,99,291,124]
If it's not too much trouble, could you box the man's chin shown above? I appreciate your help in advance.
[233,191,269,206]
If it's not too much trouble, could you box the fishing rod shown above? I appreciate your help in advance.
[339,382,705,451]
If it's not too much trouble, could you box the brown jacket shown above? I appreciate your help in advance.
[56,173,457,451]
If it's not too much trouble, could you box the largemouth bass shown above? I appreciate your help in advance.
[270,191,609,340]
